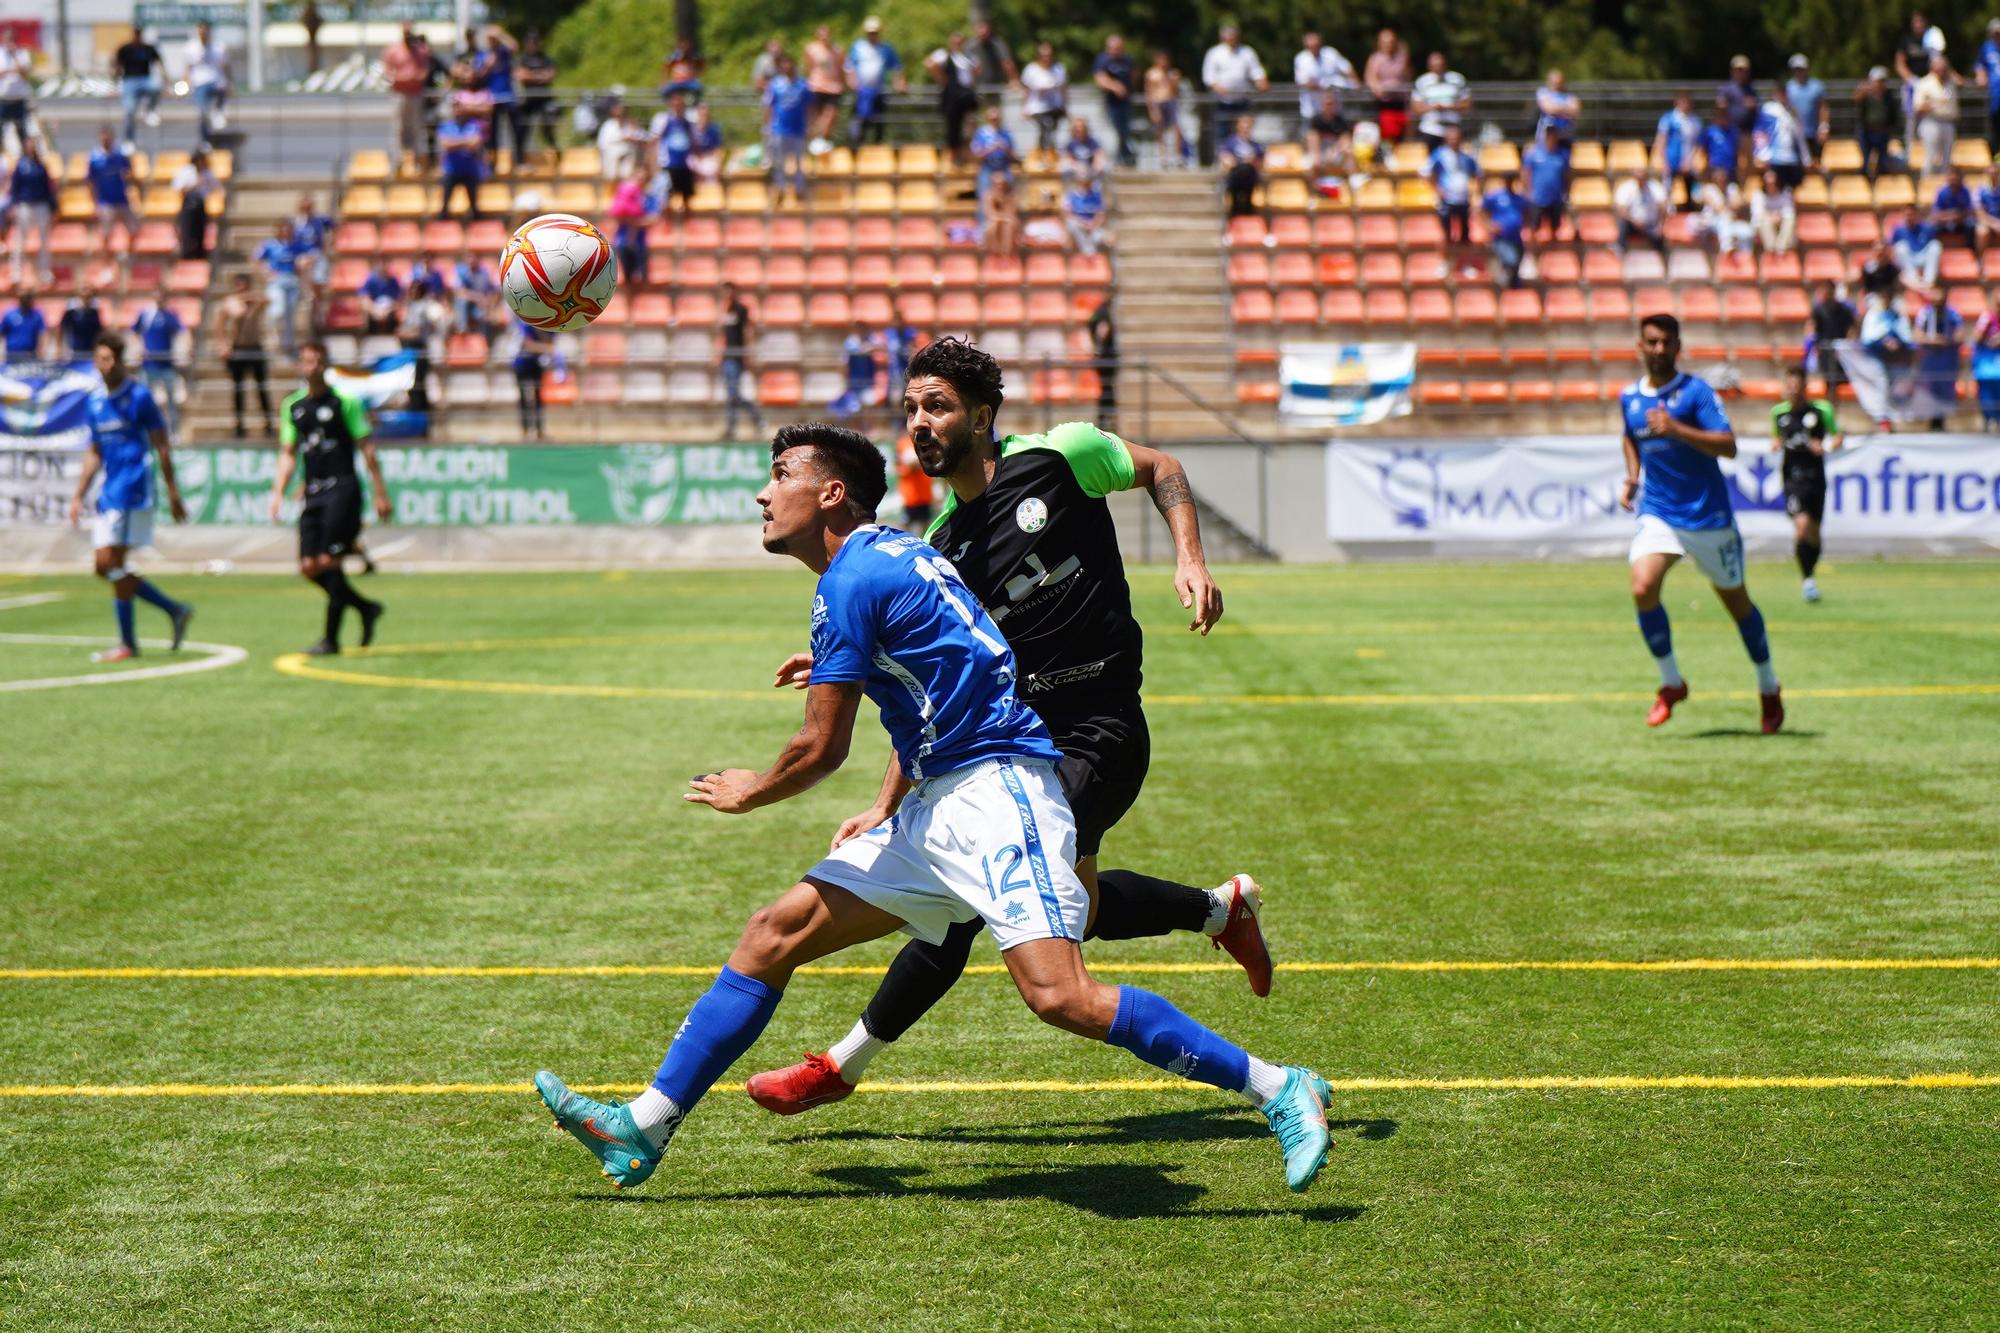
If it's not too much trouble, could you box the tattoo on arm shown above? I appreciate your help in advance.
[1151,472,1193,517]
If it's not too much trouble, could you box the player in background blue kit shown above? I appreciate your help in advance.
[64,334,193,664]
[1619,314,1783,734]
[535,423,1334,1195]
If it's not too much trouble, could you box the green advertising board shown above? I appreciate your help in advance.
[172,444,804,527]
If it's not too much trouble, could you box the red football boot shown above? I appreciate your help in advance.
[1760,687,1785,735]
[1646,681,1690,727]
[744,1051,855,1116]
[1211,874,1274,998]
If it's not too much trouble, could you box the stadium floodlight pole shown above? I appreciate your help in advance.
[55,0,70,75]
[676,2,700,58]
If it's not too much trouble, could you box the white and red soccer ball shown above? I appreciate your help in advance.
[499,213,618,332]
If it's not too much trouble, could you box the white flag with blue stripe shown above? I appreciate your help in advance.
[1279,342,1415,428]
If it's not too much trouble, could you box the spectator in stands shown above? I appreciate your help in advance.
[477,28,524,170]
[1521,123,1571,242]
[1693,167,1754,257]
[1934,167,1977,250]
[385,24,431,173]
[1064,169,1110,255]
[832,318,880,419]
[1856,67,1897,181]
[751,38,784,94]
[1895,11,1948,150]
[1892,208,1943,289]
[658,37,703,100]
[173,149,219,261]
[359,264,403,335]
[1974,296,2000,427]
[414,33,449,169]
[398,278,448,414]
[983,172,1021,255]
[1974,165,2000,244]
[1808,279,1856,389]
[437,108,486,219]
[57,286,104,365]
[1783,55,1829,165]
[597,101,640,181]
[453,258,499,341]
[971,104,1017,211]
[610,161,655,279]
[1718,55,1758,176]
[113,26,165,148]
[1914,51,1959,177]
[1753,86,1807,189]
[651,91,698,216]
[1655,91,1703,211]
[290,192,333,325]
[1978,21,2000,158]
[8,136,54,285]
[132,286,184,435]
[1294,32,1358,140]
[847,17,906,147]
[1365,29,1413,142]
[1614,167,1669,256]
[1203,26,1269,150]
[688,103,724,190]
[1698,103,1740,184]
[184,21,231,144]
[928,33,980,166]
[1219,114,1263,219]
[0,33,33,155]
[805,25,846,150]
[513,318,552,441]
[218,273,272,437]
[1022,43,1069,156]
[1411,51,1470,152]
[1860,240,1905,301]
[255,218,303,357]
[87,126,140,272]
[519,31,560,159]
[718,281,762,440]
[1488,172,1528,286]
[1753,168,1797,255]
[1063,115,1106,182]
[1094,34,1138,168]
[1145,50,1189,168]
[1088,291,1118,428]
[1912,290,1964,428]
[1534,69,1580,149]
[1305,90,1352,173]
[971,18,1019,89]
[1,291,43,366]
[1423,124,1480,277]
[881,302,921,389]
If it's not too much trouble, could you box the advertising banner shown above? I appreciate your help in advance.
[1280,342,1415,427]
[1326,436,2000,543]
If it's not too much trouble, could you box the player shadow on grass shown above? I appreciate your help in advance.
[584,1161,1366,1223]
[1671,728,1823,740]
[775,1106,1399,1149]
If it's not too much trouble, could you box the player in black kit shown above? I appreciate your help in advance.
[269,342,392,654]
[746,336,1273,1113]
[1768,365,1842,603]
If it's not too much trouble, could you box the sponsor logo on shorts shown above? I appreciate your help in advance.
[1002,901,1029,925]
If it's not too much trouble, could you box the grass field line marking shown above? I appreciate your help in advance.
[3,1074,1995,1099]
[6,957,1997,981]
[0,592,65,612]
[0,634,248,693]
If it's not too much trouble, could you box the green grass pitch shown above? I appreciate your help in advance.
[1,559,1997,1329]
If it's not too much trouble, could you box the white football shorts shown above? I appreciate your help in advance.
[91,507,155,551]
[805,756,1088,952]
[1629,513,1745,590]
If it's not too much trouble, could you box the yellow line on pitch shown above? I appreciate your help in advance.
[2,1073,1995,1099]
[5,958,1998,981]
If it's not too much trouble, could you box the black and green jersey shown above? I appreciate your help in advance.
[280,385,372,491]
[1770,397,1836,486]
[926,421,1142,703]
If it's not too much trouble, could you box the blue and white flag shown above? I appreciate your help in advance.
[1279,342,1415,427]
[0,362,100,449]
[326,349,419,408]
[1832,339,1960,424]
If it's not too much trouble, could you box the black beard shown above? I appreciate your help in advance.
[918,425,977,478]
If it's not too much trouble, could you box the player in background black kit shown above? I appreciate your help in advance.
[269,342,392,655]
[747,336,1273,1114]
[1769,365,1842,603]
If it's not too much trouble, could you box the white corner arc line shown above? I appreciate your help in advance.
[0,592,66,612]
[0,634,248,693]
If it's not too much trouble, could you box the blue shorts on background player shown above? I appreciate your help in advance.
[1618,313,1782,734]
[533,422,1333,1196]
[63,334,192,664]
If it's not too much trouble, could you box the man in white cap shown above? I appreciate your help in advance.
[845,16,905,147]
[1784,54,1828,165]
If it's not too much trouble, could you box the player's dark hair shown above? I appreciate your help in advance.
[94,332,125,361]
[300,339,329,360]
[904,335,1005,430]
[771,423,888,517]
[1639,312,1680,340]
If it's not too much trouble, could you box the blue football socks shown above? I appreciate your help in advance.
[1104,984,1250,1094]
[650,965,783,1113]
[1636,605,1682,688]
[133,579,182,617]
[1736,606,1779,692]
[113,598,137,651]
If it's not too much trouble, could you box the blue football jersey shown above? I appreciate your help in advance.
[1620,372,1735,530]
[88,377,166,512]
[809,525,1061,782]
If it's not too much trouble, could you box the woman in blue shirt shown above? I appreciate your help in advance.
[9,137,55,285]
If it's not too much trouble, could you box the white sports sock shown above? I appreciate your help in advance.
[827,1020,883,1083]
[1242,1055,1289,1108]
[1201,886,1232,937]
[1755,659,1779,694]
[1655,650,1684,689]
[627,1086,685,1149]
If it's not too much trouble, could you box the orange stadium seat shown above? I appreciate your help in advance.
[1232,290,1275,323]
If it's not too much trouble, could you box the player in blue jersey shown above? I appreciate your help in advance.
[535,423,1334,1195]
[1619,314,1783,734]
[64,334,193,664]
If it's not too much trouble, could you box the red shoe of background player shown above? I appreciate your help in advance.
[91,644,137,664]
[1211,874,1273,998]
[1760,688,1785,734]
[1646,681,1690,727]
[744,1051,854,1116]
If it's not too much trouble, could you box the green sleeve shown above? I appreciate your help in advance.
[1035,421,1136,499]
[340,389,373,442]
[1814,400,1838,434]
[277,390,300,446]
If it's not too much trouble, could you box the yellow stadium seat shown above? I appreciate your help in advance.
[1795,175,1829,208]
[898,144,939,175]
[1570,177,1612,208]
[1393,178,1434,210]
[1607,139,1649,173]
[1479,142,1519,175]
[57,184,91,220]
[1953,138,1995,171]
[475,182,511,214]
[209,149,233,180]
[205,190,227,216]
[853,179,896,212]
[343,184,387,216]
[559,147,602,177]
[813,146,855,175]
[383,183,429,217]
[152,152,192,183]
[814,178,855,210]
[726,179,770,212]
[141,185,179,218]
[551,182,599,214]
[1264,142,1305,173]
[1568,141,1606,173]
[1827,174,1872,209]
[1354,176,1396,210]
[1874,174,1915,208]
[348,149,391,182]
[1262,176,1309,209]
[855,145,897,177]
[690,181,725,212]
[897,179,941,210]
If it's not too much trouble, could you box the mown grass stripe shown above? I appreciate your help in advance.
[5,958,1997,981]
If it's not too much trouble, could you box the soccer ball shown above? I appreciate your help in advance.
[499,213,618,332]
